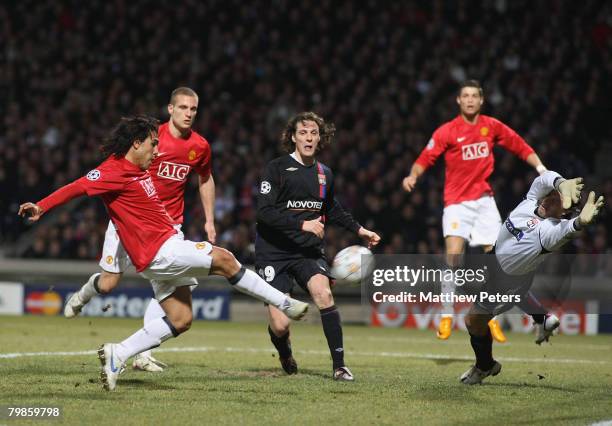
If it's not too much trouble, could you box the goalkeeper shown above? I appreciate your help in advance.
[460,170,604,385]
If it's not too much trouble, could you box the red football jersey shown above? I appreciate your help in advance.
[38,156,176,272]
[415,114,534,206]
[150,122,212,224]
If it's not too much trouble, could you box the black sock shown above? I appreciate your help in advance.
[470,330,494,371]
[93,274,101,294]
[268,326,292,358]
[320,305,344,370]
[517,291,546,324]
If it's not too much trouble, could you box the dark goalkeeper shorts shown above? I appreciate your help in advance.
[255,256,334,295]
[473,250,535,315]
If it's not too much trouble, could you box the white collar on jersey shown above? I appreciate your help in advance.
[290,151,304,165]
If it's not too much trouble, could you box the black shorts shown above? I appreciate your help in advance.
[473,251,535,315]
[255,257,334,294]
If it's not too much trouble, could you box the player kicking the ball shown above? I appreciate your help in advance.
[461,171,603,384]
[256,112,381,381]
[64,87,216,373]
[19,115,309,391]
[403,79,547,342]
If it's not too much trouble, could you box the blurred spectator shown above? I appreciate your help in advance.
[0,0,610,266]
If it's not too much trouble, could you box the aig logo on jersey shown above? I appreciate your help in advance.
[462,142,489,160]
[158,161,190,181]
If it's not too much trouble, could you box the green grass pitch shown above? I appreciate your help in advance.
[0,315,611,425]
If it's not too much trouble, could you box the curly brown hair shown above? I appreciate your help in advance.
[100,115,159,158]
[280,111,336,153]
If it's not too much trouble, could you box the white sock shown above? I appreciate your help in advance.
[138,299,166,359]
[230,268,286,308]
[440,269,454,317]
[114,317,175,363]
[78,273,101,303]
[144,298,166,325]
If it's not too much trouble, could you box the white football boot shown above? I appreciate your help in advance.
[132,352,168,372]
[282,297,309,320]
[98,343,125,391]
[333,366,355,382]
[535,314,560,345]
[64,292,85,318]
[460,361,502,385]
[64,272,100,318]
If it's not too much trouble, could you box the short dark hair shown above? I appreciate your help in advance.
[458,79,484,97]
[100,115,159,158]
[280,111,336,153]
[169,87,198,105]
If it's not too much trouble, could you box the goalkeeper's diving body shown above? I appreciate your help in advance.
[460,170,604,384]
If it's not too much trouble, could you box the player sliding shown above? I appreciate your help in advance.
[64,87,216,373]
[256,112,381,381]
[403,79,547,342]
[461,171,603,384]
[19,115,309,391]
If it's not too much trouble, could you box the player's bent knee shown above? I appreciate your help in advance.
[210,247,240,277]
[312,288,334,309]
[171,313,193,334]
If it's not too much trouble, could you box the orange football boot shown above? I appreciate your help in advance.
[437,316,453,340]
[488,318,507,343]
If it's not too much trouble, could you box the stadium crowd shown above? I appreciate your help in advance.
[1,0,611,267]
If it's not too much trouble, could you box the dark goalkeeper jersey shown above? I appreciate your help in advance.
[256,154,361,260]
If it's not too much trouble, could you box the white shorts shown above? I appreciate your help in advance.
[99,221,133,273]
[141,235,213,301]
[99,221,200,300]
[442,196,501,246]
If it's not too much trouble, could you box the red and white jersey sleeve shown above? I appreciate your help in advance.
[79,156,176,272]
[414,127,450,170]
[491,117,534,161]
[149,122,212,224]
[415,115,535,206]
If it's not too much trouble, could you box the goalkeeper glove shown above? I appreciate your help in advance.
[577,191,605,228]
[558,178,584,209]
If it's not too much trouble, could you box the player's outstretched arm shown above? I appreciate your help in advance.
[358,227,381,249]
[526,153,548,175]
[539,190,604,252]
[402,163,425,192]
[526,170,565,201]
[18,180,88,222]
[18,202,44,222]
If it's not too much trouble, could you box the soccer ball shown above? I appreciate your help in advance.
[331,245,374,284]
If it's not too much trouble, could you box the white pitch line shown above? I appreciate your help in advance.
[351,335,612,351]
[0,346,609,365]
